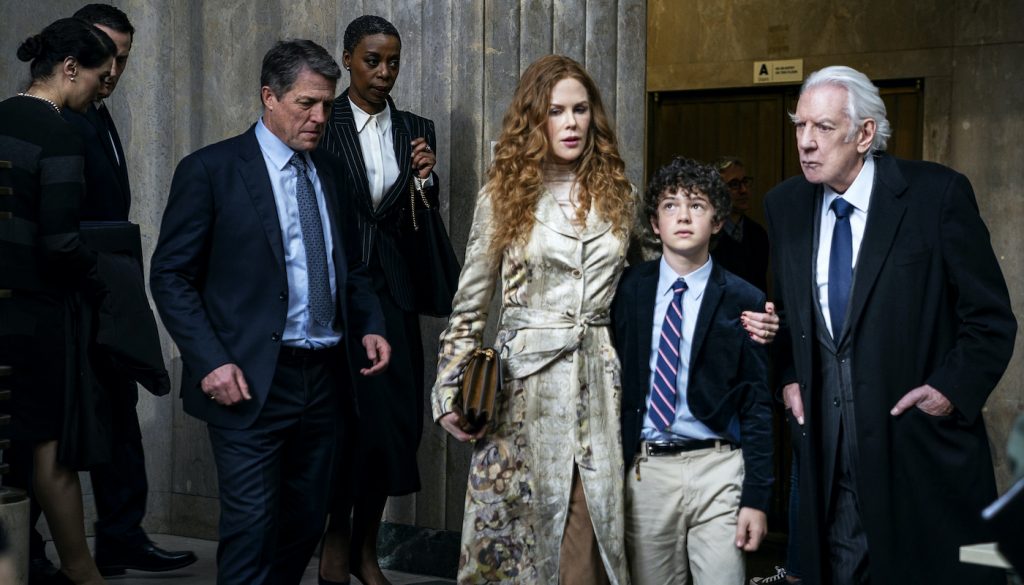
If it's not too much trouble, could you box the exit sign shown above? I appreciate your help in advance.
[753,59,803,84]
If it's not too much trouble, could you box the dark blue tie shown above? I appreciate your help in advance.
[650,278,687,431]
[828,197,854,338]
[288,153,334,328]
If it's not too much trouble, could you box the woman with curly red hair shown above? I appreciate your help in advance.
[431,55,633,584]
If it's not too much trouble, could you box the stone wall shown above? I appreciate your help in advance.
[0,0,647,536]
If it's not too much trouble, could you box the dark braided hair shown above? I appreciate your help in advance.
[343,15,401,54]
[17,17,116,80]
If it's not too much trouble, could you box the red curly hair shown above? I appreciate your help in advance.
[485,55,633,258]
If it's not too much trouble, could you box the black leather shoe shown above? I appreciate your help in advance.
[95,541,198,576]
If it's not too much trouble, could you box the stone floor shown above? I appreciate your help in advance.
[48,531,789,584]
[50,534,455,585]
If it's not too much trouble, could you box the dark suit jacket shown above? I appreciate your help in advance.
[63,103,131,221]
[150,125,384,430]
[765,153,1016,585]
[318,91,438,312]
[612,260,773,512]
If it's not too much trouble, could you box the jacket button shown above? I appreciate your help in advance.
[271,332,281,342]
[570,268,582,279]
[833,397,840,407]
[279,291,287,301]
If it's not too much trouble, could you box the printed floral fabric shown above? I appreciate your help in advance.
[433,187,631,584]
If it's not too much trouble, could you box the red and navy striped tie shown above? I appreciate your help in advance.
[650,278,687,430]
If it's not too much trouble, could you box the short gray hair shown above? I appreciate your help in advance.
[260,39,340,98]
[796,65,891,155]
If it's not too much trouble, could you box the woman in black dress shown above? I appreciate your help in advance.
[316,15,440,585]
[0,18,116,585]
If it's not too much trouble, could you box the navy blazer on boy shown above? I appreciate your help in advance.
[613,259,774,512]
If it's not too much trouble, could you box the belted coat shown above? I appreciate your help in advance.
[432,187,630,584]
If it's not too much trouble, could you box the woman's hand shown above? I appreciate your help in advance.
[741,301,779,345]
[439,411,487,442]
[410,137,435,179]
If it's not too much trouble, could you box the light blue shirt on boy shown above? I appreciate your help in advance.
[641,256,726,442]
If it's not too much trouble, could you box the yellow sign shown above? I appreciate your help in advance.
[753,59,804,84]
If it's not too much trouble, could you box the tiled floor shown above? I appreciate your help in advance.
[51,534,454,585]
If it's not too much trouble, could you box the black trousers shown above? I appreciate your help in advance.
[208,349,343,585]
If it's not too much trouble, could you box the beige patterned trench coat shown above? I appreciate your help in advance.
[432,187,631,584]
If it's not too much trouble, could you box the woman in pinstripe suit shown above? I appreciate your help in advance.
[316,15,440,585]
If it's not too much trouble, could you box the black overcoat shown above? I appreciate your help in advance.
[765,153,1016,585]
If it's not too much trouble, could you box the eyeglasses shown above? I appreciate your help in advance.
[726,177,753,191]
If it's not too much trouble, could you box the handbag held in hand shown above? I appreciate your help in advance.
[458,347,501,433]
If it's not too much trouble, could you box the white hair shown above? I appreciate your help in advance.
[796,65,891,155]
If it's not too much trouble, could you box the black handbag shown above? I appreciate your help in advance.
[402,171,461,317]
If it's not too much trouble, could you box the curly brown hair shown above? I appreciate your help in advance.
[485,55,634,258]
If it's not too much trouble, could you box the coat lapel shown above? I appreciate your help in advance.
[690,264,725,366]
[841,155,908,344]
[534,190,581,239]
[329,92,373,215]
[377,103,412,214]
[239,126,286,270]
[783,181,819,346]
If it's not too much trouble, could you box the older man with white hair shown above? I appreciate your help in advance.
[765,65,1015,585]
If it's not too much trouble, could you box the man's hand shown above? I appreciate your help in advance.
[438,411,487,442]
[360,334,391,376]
[891,383,953,417]
[783,382,804,425]
[201,363,251,405]
[742,301,779,345]
[735,507,767,552]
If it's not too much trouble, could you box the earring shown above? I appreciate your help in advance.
[70,75,76,82]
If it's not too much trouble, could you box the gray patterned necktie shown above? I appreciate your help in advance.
[288,153,334,328]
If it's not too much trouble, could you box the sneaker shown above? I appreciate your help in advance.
[749,566,794,584]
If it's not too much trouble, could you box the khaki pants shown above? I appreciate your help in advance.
[559,466,610,585]
[625,444,745,585]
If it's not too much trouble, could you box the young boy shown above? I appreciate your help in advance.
[612,156,774,585]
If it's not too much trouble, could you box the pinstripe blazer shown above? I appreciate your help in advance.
[319,90,438,312]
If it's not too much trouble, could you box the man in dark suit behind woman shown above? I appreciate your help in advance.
[59,4,196,576]
[316,15,440,585]
[150,39,390,585]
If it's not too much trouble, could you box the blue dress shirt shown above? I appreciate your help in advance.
[255,119,341,348]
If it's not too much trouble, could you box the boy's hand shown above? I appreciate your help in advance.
[735,507,767,551]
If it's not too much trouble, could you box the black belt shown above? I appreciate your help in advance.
[642,439,735,457]
[277,345,337,364]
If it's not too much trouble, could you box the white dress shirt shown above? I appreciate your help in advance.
[255,118,341,348]
[350,99,400,208]
[815,155,875,338]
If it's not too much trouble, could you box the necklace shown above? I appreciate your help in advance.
[17,92,61,114]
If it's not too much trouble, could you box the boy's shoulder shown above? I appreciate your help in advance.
[618,259,660,289]
[714,263,767,307]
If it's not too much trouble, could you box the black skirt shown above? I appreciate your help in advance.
[0,292,68,443]
[333,260,425,505]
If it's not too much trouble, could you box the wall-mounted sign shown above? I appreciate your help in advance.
[753,59,803,84]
